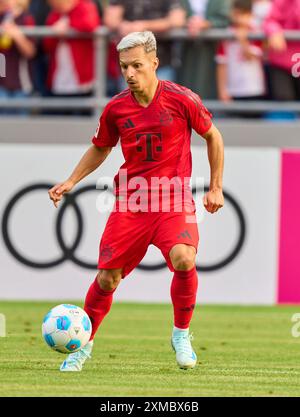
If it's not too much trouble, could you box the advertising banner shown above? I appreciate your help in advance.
[0,144,280,304]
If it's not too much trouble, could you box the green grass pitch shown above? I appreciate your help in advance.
[0,301,300,397]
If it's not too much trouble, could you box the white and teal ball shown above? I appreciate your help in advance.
[42,304,92,354]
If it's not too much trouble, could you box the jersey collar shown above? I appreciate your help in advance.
[130,80,162,109]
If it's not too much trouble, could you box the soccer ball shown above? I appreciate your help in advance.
[42,304,92,354]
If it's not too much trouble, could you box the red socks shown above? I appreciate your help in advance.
[84,277,115,340]
[84,267,198,340]
[170,267,198,329]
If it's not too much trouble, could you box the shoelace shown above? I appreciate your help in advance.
[173,332,194,355]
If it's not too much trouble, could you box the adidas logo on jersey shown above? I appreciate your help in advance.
[124,118,135,129]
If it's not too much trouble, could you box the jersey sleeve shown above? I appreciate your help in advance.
[184,91,213,136]
[92,104,119,147]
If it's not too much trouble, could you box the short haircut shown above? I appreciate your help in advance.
[232,0,252,12]
[117,31,157,54]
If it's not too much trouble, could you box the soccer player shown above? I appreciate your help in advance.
[48,31,224,372]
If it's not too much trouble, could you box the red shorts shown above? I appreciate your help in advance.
[98,208,199,278]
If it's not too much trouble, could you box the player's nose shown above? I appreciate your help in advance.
[126,67,136,79]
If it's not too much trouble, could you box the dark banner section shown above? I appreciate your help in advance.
[0,397,292,414]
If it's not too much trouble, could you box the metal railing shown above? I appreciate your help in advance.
[0,27,300,116]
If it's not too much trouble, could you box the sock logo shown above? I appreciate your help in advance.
[180,304,195,312]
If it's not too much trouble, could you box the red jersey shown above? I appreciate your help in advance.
[92,80,212,211]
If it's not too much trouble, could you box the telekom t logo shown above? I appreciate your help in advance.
[136,132,162,162]
[0,53,6,78]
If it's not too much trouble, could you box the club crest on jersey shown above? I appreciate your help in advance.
[100,244,113,262]
[159,109,173,126]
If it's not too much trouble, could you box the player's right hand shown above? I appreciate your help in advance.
[48,180,74,208]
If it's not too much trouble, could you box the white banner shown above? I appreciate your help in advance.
[0,144,279,304]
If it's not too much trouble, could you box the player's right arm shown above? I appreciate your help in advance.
[48,145,112,208]
[49,102,120,208]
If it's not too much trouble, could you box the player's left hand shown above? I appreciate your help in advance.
[203,188,224,214]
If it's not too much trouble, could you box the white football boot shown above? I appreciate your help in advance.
[171,328,197,369]
[60,340,93,372]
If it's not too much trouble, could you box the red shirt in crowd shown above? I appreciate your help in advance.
[44,0,100,93]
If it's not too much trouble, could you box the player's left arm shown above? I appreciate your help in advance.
[201,123,224,214]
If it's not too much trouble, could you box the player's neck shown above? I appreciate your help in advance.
[133,78,159,108]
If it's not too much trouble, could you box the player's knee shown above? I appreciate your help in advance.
[173,257,195,271]
[96,269,122,291]
[170,246,196,271]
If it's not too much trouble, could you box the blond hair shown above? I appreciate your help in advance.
[117,31,157,54]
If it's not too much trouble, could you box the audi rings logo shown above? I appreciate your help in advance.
[1,183,246,272]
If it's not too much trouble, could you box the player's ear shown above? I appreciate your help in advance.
[153,57,159,71]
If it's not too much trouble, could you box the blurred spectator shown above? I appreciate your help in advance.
[103,0,186,94]
[252,0,271,29]
[0,0,36,110]
[177,0,231,99]
[251,0,272,100]
[44,0,100,105]
[29,0,51,96]
[92,0,103,19]
[29,0,51,25]
[264,0,300,101]
[216,0,265,104]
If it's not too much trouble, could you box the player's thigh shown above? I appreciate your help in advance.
[151,211,199,271]
[98,211,153,278]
